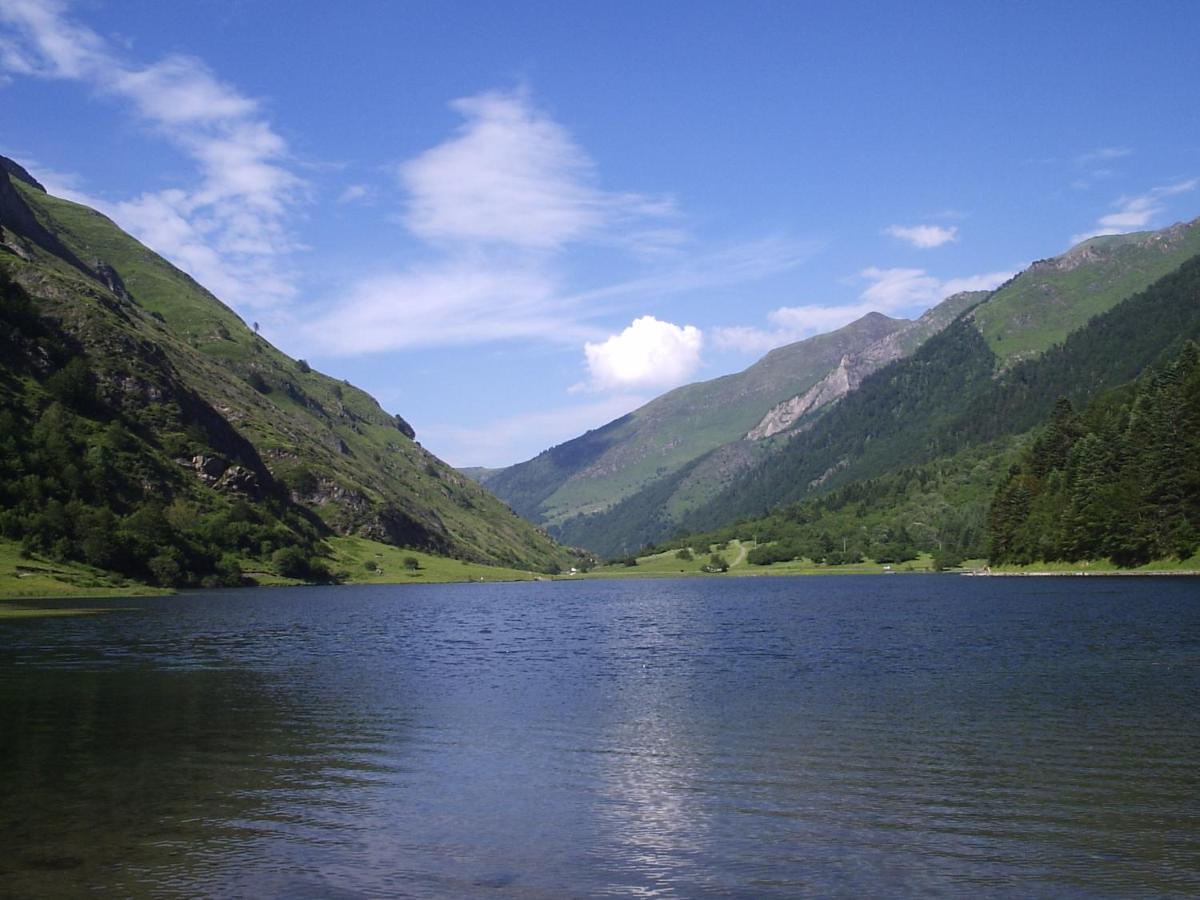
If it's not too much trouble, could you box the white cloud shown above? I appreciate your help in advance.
[858,266,942,309]
[713,267,1014,353]
[421,394,649,468]
[299,88,795,364]
[0,0,302,309]
[298,233,815,360]
[583,316,703,391]
[1071,178,1198,245]
[302,259,586,355]
[399,88,672,250]
[884,223,958,248]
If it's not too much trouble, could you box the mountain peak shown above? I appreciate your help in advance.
[0,156,46,192]
[857,311,898,324]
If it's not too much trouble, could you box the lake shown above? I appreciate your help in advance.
[2,575,1198,897]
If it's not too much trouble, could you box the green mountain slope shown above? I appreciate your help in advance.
[686,245,1200,536]
[487,311,909,526]
[0,159,570,582]
[972,219,1200,366]
[989,342,1200,565]
[486,292,980,555]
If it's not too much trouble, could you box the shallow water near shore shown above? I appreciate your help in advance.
[2,575,1198,897]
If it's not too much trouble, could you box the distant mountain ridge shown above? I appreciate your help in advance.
[488,216,1200,556]
[485,290,982,553]
[683,232,1200,537]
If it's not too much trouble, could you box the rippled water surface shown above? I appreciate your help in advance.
[2,576,1199,897]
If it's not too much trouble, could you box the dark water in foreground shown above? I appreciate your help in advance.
[1,576,1199,898]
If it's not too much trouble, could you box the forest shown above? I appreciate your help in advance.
[989,343,1200,566]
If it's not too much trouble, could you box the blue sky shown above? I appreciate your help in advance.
[2,1,1198,466]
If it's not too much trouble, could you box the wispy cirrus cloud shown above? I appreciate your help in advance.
[713,266,1014,354]
[1070,178,1198,245]
[884,223,958,249]
[398,88,676,252]
[0,0,303,309]
[302,259,593,355]
[305,90,817,369]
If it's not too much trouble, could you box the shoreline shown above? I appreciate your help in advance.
[5,561,1199,608]
[965,569,1200,577]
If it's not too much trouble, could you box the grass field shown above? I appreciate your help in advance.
[327,536,542,584]
[974,553,1200,576]
[0,539,170,603]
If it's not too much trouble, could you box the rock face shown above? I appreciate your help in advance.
[747,290,985,441]
[216,465,261,497]
[394,414,416,439]
[748,356,857,439]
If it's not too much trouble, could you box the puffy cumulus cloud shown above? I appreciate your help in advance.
[713,267,1015,354]
[1071,179,1198,245]
[583,316,703,391]
[0,0,303,310]
[399,88,673,250]
[884,224,958,249]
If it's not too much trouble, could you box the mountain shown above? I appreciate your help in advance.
[495,216,1200,557]
[989,341,1200,566]
[684,227,1200,538]
[486,291,982,556]
[0,158,571,584]
[648,248,1200,573]
[974,223,1200,367]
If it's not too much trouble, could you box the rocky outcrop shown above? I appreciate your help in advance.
[747,291,985,441]
[394,413,416,439]
[216,465,261,496]
[748,356,857,439]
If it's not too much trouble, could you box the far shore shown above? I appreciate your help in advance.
[4,540,1199,614]
[965,569,1200,577]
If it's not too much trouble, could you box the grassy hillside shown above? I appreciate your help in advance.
[0,161,572,584]
[972,218,1200,366]
[488,311,909,526]
[684,242,1200,537]
[489,294,982,556]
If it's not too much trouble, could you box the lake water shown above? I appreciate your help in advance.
[2,575,1199,897]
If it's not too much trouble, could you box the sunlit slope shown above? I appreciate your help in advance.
[687,250,1200,533]
[487,312,910,526]
[971,218,1200,366]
